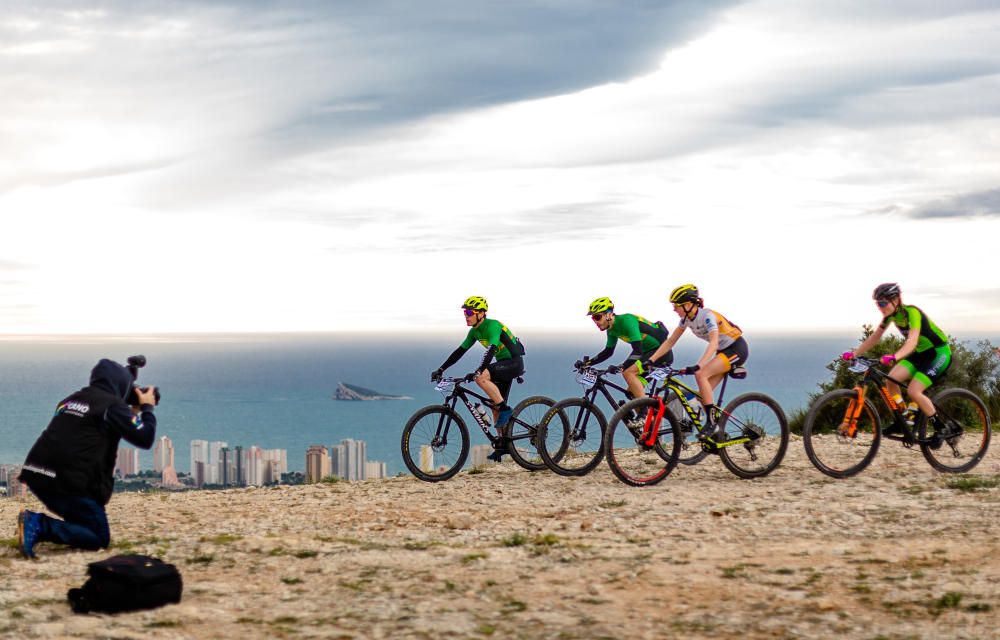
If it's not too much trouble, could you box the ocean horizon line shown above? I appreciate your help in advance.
[1,328,996,344]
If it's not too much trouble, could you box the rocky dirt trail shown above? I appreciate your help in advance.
[3,439,1000,639]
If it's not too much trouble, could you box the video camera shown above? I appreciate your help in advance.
[125,355,161,406]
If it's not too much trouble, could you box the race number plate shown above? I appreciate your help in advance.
[575,370,598,388]
[647,368,668,382]
[435,380,456,395]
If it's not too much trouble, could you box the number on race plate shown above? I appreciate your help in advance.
[644,367,667,393]
[647,368,669,382]
[435,380,456,395]
[575,370,598,389]
[848,361,870,374]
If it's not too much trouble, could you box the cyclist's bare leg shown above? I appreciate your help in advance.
[885,365,913,408]
[622,363,646,399]
[474,369,506,425]
[905,377,935,416]
[695,356,729,407]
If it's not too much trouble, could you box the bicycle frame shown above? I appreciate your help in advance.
[645,368,755,451]
[575,367,666,444]
[582,372,632,413]
[840,358,925,444]
[434,379,501,446]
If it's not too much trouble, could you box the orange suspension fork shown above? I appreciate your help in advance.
[841,386,867,437]
[642,397,666,447]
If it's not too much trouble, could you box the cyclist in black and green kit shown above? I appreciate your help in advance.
[843,283,953,445]
[432,296,525,461]
[576,297,673,400]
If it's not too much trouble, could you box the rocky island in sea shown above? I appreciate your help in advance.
[333,382,412,401]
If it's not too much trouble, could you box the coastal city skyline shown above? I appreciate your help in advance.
[0,435,391,497]
[1,3,999,336]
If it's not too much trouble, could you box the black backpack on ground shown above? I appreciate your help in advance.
[68,554,183,614]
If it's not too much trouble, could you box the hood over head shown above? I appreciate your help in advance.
[89,358,134,399]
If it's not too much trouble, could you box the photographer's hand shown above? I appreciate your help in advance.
[136,386,157,407]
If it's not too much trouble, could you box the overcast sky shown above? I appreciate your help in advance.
[2,1,999,336]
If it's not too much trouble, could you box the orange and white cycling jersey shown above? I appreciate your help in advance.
[679,308,742,349]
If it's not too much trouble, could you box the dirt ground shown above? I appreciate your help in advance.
[3,437,1000,639]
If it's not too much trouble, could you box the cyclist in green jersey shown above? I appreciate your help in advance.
[576,297,673,400]
[843,283,952,439]
[432,296,526,461]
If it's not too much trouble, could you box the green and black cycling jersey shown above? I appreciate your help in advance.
[879,304,948,354]
[438,318,525,373]
[590,313,668,369]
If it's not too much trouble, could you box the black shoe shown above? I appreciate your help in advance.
[925,416,953,450]
[883,423,904,437]
[487,449,507,463]
[698,423,726,443]
[928,419,959,450]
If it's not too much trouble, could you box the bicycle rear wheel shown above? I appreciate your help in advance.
[920,387,991,473]
[537,398,606,476]
[717,392,789,479]
[603,398,681,487]
[401,406,470,482]
[802,389,881,479]
[505,395,555,471]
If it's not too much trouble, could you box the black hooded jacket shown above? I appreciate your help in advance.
[20,359,157,505]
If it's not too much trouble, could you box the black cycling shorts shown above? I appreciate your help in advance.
[717,337,749,370]
[900,346,951,387]
[487,356,525,402]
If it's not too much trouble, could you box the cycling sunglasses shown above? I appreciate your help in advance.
[462,308,479,316]
[591,313,606,321]
[875,299,893,308]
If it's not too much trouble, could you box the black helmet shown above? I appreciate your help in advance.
[669,284,700,305]
[873,283,901,300]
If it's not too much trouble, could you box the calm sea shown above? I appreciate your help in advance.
[0,332,994,475]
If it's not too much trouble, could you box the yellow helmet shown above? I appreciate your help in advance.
[587,297,614,315]
[669,284,699,305]
[461,296,488,311]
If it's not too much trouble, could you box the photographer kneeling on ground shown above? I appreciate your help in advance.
[16,358,157,559]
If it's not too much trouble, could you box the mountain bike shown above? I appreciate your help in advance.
[604,366,789,486]
[534,365,667,477]
[802,357,991,478]
[401,375,555,482]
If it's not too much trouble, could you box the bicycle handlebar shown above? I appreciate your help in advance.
[573,365,610,376]
[434,373,526,385]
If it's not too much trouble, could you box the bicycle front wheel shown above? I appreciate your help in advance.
[505,395,554,472]
[401,406,470,482]
[717,392,789,479]
[802,389,881,479]
[603,398,681,487]
[920,387,991,473]
[537,398,606,476]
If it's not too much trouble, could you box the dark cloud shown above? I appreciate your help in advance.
[257,1,744,146]
[3,1,741,133]
[907,188,1000,219]
[1,0,742,200]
